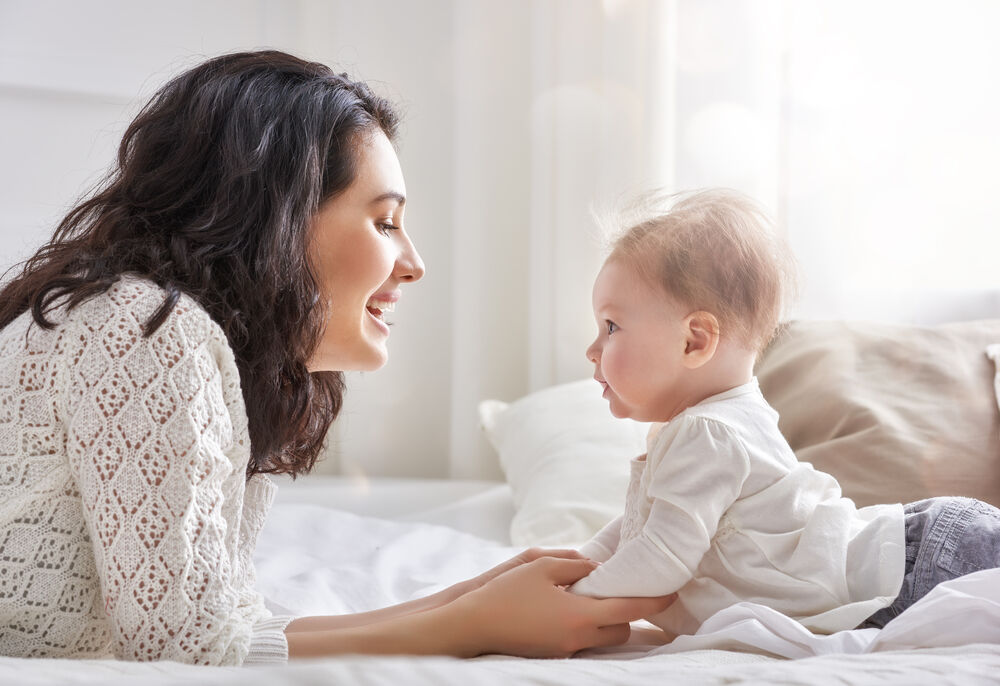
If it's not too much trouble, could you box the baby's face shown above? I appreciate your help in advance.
[586,259,691,422]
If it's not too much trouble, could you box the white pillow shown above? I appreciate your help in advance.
[479,379,649,547]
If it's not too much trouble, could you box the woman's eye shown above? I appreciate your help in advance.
[606,321,617,335]
[377,222,400,235]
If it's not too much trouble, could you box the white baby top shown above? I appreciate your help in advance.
[570,379,905,637]
[0,277,292,664]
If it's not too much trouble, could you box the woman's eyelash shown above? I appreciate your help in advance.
[377,222,400,234]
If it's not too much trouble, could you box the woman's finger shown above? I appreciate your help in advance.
[515,547,585,564]
[590,594,677,624]
[587,621,632,647]
[533,548,585,560]
[467,548,590,596]
[536,557,599,586]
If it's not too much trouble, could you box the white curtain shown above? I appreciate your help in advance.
[446,0,678,477]
[447,0,1000,478]
[667,0,1000,322]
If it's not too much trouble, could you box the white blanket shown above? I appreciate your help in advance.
[2,501,1000,685]
[257,504,1000,657]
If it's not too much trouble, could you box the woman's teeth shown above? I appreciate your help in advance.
[366,298,395,320]
[366,298,395,313]
[367,299,396,312]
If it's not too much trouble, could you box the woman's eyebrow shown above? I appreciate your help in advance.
[370,191,406,206]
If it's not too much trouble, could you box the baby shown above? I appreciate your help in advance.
[569,189,1000,638]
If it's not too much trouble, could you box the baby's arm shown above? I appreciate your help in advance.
[571,501,705,597]
[579,515,623,563]
[570,416,750,599]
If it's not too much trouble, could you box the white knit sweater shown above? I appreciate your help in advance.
[0,277,292,665]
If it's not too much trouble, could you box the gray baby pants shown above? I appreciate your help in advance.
[861,496,1000,629]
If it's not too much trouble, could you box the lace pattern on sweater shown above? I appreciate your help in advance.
[0,278,279,664]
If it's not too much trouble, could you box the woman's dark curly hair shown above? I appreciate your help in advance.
[0,50,399,478]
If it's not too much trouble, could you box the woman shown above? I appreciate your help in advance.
[0,50,670,665]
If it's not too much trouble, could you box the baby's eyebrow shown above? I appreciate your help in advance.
[594,303,622,318]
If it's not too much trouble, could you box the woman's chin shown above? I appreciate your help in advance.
[357,343,389,371]
[305,344,388,373]
[360,355,388,372]
[341,350,387,373]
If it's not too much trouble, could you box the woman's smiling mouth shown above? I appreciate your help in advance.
[365,293,399,332]
[365,298,395,320]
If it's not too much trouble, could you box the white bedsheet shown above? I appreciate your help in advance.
[256,503,1000,651]
[3,483,1000,685]
[270,475,516,543]
[5,646,1000,686]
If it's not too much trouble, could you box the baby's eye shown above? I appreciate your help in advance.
[606,320,618,335]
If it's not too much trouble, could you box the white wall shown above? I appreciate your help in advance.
[0,0,681,481]
[292,0,460,479]
[4,0,999,481]
[0,0,463,478]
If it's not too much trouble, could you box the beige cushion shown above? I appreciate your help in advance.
[756,320,1000,508]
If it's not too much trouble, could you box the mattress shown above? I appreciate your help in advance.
[1,476,999,685]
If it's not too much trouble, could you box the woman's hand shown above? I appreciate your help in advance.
[286,554,675,659]
[443,555,676,658]
[447,547,586,599]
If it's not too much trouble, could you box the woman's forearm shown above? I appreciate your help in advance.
[284,582,469,633]
[286,548,586,635]
[285,603,476,658]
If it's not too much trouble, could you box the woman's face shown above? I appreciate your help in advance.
[307,130,424,372]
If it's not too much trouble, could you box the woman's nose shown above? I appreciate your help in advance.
[396,235,425,282]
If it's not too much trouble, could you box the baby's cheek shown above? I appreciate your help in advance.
[603,351,637,390]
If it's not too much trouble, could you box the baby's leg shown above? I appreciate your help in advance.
[862,497,1000,629]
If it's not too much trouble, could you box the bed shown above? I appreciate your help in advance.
[3,318,1000,684]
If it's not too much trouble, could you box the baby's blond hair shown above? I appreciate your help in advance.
[607,189,796,353]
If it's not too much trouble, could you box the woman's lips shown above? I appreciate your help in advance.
[365,291,399,334]
[366,305,391,334]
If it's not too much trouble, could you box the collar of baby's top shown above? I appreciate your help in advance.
[644,378,760,445]
[699,376,760,405]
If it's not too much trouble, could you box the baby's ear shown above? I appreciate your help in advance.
[682,311,720,368]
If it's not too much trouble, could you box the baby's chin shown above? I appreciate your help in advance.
[606,398,637,421]
[608,398,668,423]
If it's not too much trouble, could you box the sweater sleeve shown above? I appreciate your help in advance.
[570,416,750,598]
[59,290,286,665]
